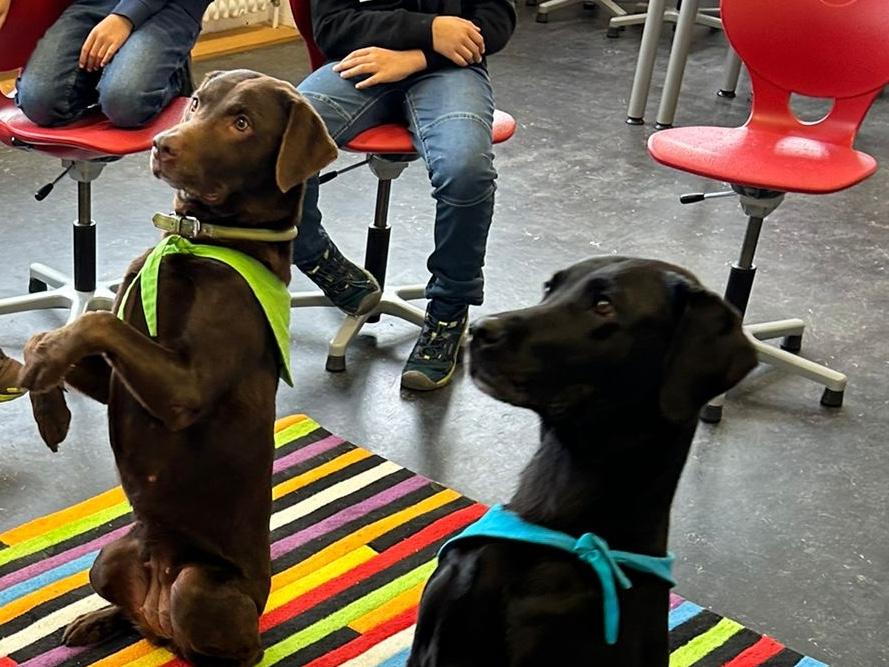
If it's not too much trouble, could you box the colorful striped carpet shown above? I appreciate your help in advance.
[0,415,826,667]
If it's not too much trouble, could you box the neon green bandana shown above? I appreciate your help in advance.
[0,388,25,403]
[118,235,293,386]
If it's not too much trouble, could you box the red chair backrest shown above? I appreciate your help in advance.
[289,0,327,72]
[0,0,71,72]
[722,0,889,146]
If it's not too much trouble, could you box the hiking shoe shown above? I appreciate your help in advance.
[0,351,25,403]
[401,307,469,391]
[299,244,382,317]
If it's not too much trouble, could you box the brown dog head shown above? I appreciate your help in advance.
[469,257,758,424]
[151,70,337,219]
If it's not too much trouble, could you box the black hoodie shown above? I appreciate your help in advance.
[310,0,517,70]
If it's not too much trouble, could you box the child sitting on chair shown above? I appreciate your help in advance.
[0,0,212,128]
[292,0,516,391]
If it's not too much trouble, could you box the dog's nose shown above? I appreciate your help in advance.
[153,134,181,161]
[470,317,510,348]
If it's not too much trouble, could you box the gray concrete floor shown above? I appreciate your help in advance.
[1,7,887,666]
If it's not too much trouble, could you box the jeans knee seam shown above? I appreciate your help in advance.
[405,94,432,160]
[417,111,492,136]
[436,184,496,208]
[20,66,84,125]
[304,88,402,143]
[300,92,353,126]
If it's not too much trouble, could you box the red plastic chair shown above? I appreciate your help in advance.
[647,0,889,421]
[0,0,189,324]
[288,0,517,372]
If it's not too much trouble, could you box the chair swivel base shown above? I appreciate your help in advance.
[291,284,426,372]
[701,317,847,423]
[0,262,119,326]
[535,0,644,24]
[608,7,722,31]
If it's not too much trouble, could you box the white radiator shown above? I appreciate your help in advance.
[201,0,284,32]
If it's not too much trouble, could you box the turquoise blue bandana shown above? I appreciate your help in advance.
[117,235,293,386]
[439,505,676,645]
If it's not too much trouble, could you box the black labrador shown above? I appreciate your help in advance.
[407,256,758,667]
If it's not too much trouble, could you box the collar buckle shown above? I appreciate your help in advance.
[171,215,202,239]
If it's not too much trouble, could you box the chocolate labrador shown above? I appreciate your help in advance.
[17,70,337,665]
[408,257,758,667]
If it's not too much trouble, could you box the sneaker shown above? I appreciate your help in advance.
[299,243,382,317]
[401,307,469,391]
[0,350,25,403]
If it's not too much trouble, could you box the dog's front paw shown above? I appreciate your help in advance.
[19,331,74,393]
[62,606,128,646]
[29,387,71,452]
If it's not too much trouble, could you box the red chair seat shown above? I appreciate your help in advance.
[346,109,517,154]
[648,125,878,195]
[0,96,189,161]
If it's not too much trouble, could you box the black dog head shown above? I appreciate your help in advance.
[469,257,758,424]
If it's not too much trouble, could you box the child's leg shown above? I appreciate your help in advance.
[289,64,406,316]
[404,65,497,317]
[294,63,406,266]
[15,0,113,127]
[96,3,200,128]
[399,65,496,390]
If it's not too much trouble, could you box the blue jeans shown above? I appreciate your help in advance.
[16,0,200,128]
[296,63,497,311]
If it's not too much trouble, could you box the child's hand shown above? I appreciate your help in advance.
[80,14,133,71]
[432,16,484,66]
[0,0,11,31]
[334,48,427,90]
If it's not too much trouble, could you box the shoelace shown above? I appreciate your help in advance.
[309,249,366,293]
[415,317,463,361]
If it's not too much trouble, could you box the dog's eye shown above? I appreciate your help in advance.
[542,280,553,296]
[190,97,199,112]
[234,115,251,131]
[593,297,615,317]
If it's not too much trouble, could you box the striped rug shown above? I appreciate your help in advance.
[0,415,826,667]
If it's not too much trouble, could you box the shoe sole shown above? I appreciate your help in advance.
[401,365,457,392]
[352,285,383,317]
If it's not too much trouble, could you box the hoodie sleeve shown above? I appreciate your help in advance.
[465,0,516,56]
[419,0,515,71]
[111,0,169,29]
[311,0,438,59]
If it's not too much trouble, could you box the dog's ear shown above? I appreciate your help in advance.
[276,91,338,193]
[659,276,758,422]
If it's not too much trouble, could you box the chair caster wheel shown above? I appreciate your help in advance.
[326,355,346,373]
[820,388,844,408]
[535,12,549,22]
[626,116,644,126]
[717,89,737,99]
[781,334,802,353]
[699,404,723,424]
[606,26,622,38]
[29,278,48,293]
